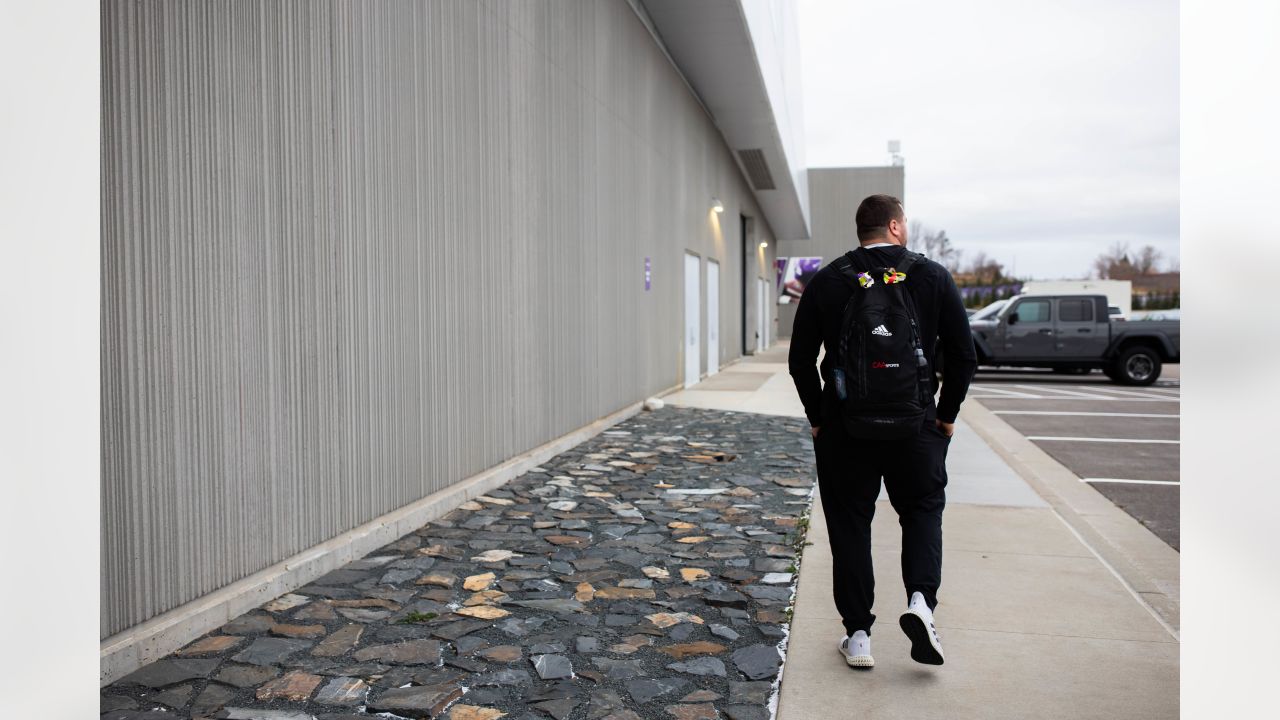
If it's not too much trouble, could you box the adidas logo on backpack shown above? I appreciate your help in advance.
[871,324,892,337]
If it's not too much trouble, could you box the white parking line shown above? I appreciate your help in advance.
[1082,478,1181,486]
[971,395,1179,402]
[1077,385,1180,401]
[993,411,1179,418]
[969,384,1042,398]
[1014,384,1118,400]
[1026,436,1180,444]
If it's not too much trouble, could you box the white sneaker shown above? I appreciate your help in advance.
[898,592,945,665]
[837,630,874,668]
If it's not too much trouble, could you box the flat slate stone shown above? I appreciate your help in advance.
[432,618,490,640]
[477,644,522,663]
[314,677,368,706]
[731,644,781,680]
[214,663,280,688]
[224,709,318,720]
[313,624,363,657]
[352,638,441,665]
[474,668,534,686]
[191,683,238,715]
[591,657,645,680]
[665,657,726,677]
[366,684,462,717]
[176,635,243,656]
[531,696,580,720]
[710,624,740,641]
[506,598,584,613]
[723,705,771,720]
[100,695,137,713]
[625,677,689,704]
[231,637,312,666]
[222,613,275,634]
[255,670,322,702]
[531,653,573,680]
[119,658,219,688]
[150,683,194,709]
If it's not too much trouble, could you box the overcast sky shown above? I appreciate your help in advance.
[795,0,1179,280]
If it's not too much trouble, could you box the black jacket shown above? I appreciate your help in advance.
[788,244,977,426]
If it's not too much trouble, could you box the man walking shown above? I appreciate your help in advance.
[788,194,977,668]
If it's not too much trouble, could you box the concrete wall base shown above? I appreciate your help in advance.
[99,391,674,686]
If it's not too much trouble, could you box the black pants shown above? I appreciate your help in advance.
[813,417,951,635]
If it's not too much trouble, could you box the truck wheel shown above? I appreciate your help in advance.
[1111,346,1161,386]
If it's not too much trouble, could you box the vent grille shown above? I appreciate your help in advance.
[737,148,776,190]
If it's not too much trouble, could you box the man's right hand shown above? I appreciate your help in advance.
[811,426,821,439]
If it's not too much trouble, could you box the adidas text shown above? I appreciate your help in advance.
[871,325,892,337]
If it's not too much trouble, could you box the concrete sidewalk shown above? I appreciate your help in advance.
[666,342,1179,720]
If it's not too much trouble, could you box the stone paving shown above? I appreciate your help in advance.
[101,406,817,720]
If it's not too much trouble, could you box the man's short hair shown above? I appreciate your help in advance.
[855,195,904,242]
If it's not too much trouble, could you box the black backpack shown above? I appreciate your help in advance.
[829,248,932,439]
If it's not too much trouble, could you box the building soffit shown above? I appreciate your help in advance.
[629,0,812,241]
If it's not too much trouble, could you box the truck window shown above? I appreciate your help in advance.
[1015,299,1051,323]
[1059,298,1094,322]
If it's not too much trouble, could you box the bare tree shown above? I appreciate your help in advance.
[908,220,963,271]
[1134,245,1163,275]
[965,251,1007,285]
[1093,242,1135,280]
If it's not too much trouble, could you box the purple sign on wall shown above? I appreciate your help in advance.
[644,257,651,291]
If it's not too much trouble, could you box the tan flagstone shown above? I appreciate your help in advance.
[176,635,241,656]
[463,590,509,606]
[448,704,506,720]
[416,573,456,588]
[657,641,726,659]
[454,605,510,620]
[475,496,514,506]
[269,623,326,639]
[463,572,496,591]
[593,586,656,600]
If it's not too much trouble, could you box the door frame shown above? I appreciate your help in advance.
[706,259,720,376]
[757,278,768,352]
[683,252,702,388]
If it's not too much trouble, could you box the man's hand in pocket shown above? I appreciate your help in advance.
[935,419,955,437]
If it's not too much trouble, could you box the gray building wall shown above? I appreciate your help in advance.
[775,166,905,338]
[101,0,777,639]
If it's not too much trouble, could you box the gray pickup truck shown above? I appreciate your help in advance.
[964,294,1180,385]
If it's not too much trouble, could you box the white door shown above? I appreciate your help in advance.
[706,260,720,376]
[757,278,767,352]
[684,253,701,388]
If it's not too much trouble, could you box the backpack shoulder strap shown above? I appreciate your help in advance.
[897,250,925,276]
[831,251,862,284]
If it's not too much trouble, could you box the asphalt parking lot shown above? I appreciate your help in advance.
[966,367,1180,550]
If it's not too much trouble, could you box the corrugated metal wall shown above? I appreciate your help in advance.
[775,166,904,337]
[101,0,776,639]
